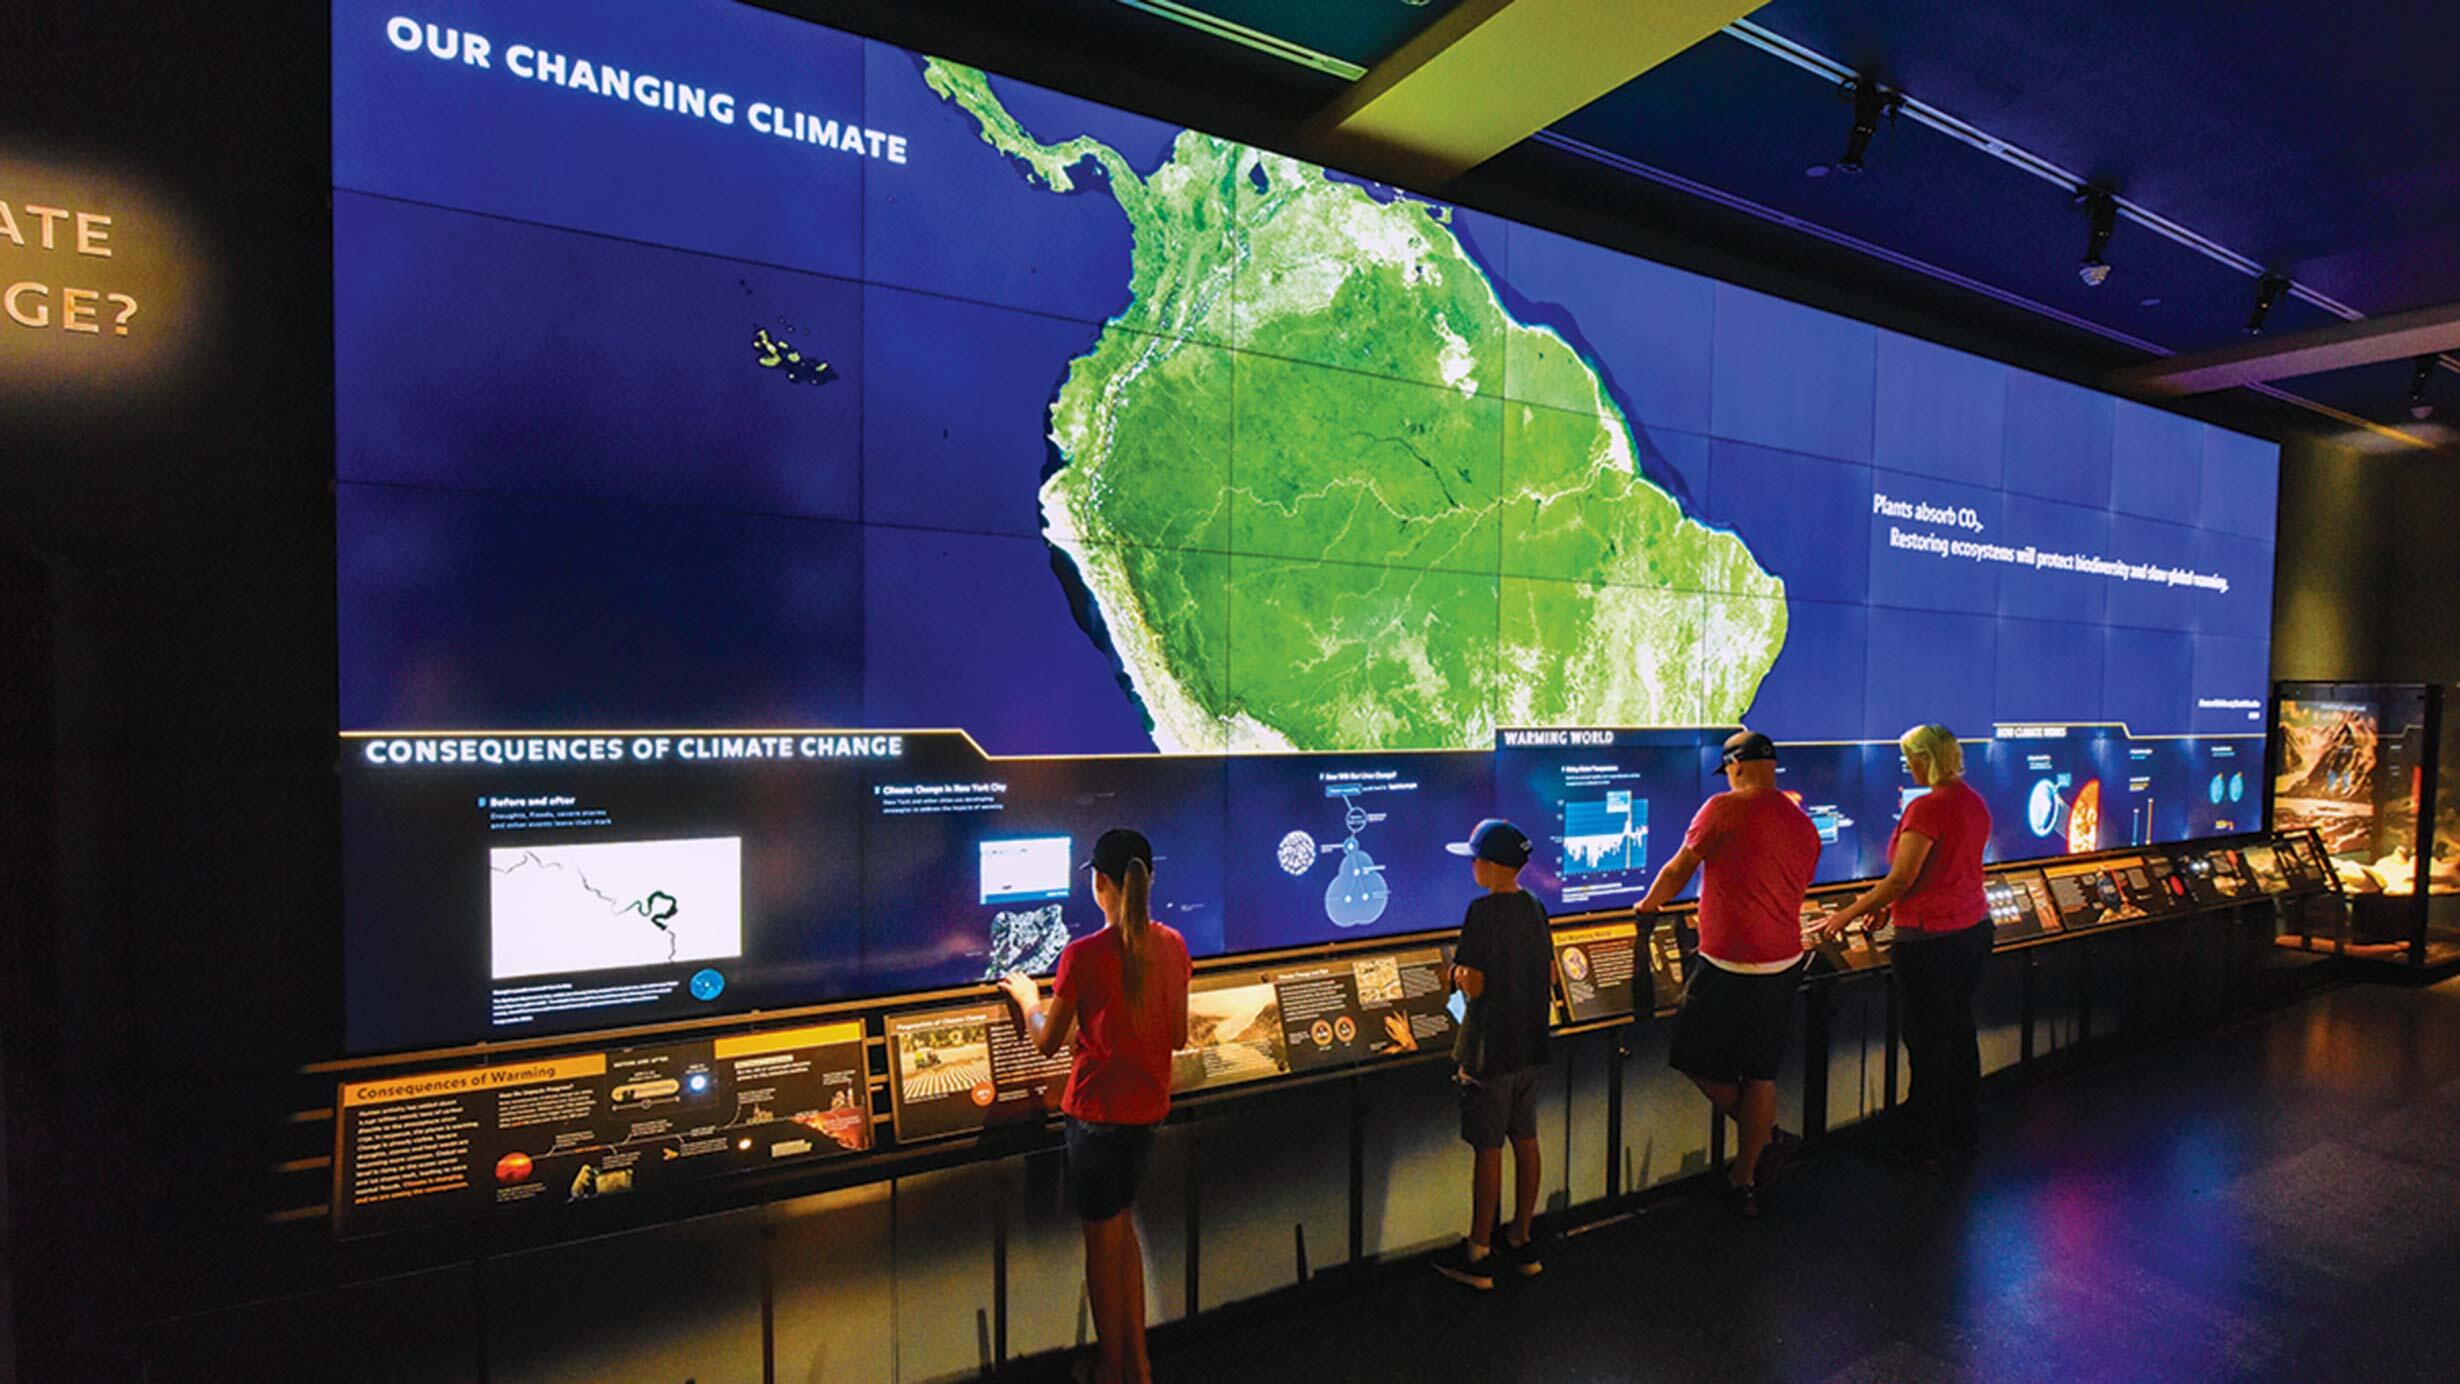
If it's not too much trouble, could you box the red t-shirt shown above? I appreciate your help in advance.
[1889,777,1992,933]
[1053,922,1191,1125]
[1683,788,1820,966]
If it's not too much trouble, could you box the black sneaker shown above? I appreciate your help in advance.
[1754,1128,1803,1188]
[1500,1230,1544,1278]
[1720,1180,1761,1219]
[1434,1241,1496,1290]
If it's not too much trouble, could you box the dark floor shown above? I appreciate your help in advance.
[1160,975,2460,1384]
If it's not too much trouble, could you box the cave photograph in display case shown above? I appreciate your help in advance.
[2273,683,2459,964]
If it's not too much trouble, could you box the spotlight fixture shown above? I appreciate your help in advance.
[2409,356,2437,421]
[1835,77,1902,174]
[2243,275,2288,335]
[2075,187,2118,287]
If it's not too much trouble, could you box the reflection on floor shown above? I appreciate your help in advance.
[1159,977,2460,1384]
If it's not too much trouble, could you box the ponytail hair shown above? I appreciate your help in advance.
[1117,857,1153,1005]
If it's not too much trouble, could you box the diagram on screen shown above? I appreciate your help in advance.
[978,837,1073,979]
[2025,776,2101,853]
[2125,793,2156,846]
[2026,776,2071,839]
[1276,789,1391,928]
[489,837,743,980]
[1563,792,1649,877]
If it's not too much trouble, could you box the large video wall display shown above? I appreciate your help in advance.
[332,0,2280,1053]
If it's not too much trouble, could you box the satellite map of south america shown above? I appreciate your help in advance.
[923,60,1787,753]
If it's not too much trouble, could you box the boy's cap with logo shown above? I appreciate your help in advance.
[1445,818,1533,869]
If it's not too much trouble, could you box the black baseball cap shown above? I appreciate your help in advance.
[1445,818,1532,869]
[1720,731,1778,767]
[1083,827,1156,881]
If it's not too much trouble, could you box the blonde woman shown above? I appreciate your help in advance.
[1819,725,1993,1169]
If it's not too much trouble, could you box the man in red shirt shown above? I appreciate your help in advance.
[1632,730,1820,1217]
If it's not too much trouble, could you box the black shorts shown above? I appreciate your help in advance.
[1063,1116,1156,1222]
[1668,957,1806,1083]
[1457,1066,1542,1150]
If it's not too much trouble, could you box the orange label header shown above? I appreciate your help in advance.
[342,1054,608,1108]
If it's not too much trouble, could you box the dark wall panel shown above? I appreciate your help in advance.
[2381,453,2460,683]
[2268,435,2391,683]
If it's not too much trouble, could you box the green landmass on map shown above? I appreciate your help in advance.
[922,59,1788,751]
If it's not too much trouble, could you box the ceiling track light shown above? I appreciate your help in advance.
[2410,356,2437,421]
[2075,186,2118,286]
[2244,275,2288,335]
[1835,76,1902,173]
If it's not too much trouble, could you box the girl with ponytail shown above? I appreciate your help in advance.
[1115,855,1152,1007]
[1001,829,1190,1384]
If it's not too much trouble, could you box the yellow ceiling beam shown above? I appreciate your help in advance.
[2109,300,2460,396]
[1302,0,1768,189]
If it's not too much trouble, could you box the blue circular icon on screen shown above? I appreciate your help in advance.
[687,1072,710,1093]
[2027,780,2063,837]
[2229,772,2245,803]
[2209,774,2227,805]
[689,968,726,1002]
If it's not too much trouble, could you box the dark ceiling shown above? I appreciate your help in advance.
[807,0,2460,452]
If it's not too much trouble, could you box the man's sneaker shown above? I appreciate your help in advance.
[1500,1230,1544,1278]
[1755,1128,1803,1188]
[1434,1241,1496,1290]
[1720,1179,1761,1219]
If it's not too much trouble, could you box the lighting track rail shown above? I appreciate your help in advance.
[1717,19,2456,385]
[1104,1,2450,435]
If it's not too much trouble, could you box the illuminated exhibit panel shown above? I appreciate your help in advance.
[2177,844,2262,907]
[1984,870,2061,943]
[1223,751,1495,953]
[2273,685,2447,895]
[883,944,1459,1143]
[1798,896,1889,975]
[861,736,1230,995]
[333,1022,869,1236]
[1497,729,1709,912]
[341,733,874,1052]
[1555,916,1685,1020]
[2274,683,2459,961]
[330,0,2281,1052]
[885,1001,1068,1142]
[2270,832,2331,892]
[2038,858,2155,931]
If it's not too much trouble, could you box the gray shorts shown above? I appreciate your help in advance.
[1457,1066,1541,1149]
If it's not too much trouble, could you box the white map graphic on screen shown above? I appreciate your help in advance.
[489,837,744,980]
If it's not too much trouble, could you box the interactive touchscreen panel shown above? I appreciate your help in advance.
[2239,841,2291,895]
[2272,832,2331,893]
[2179,846,2262,905]
[1985,870,2061,942]
[332,0,2279,1051]
[1799,896,1889,974]
[2040,859,2153,930]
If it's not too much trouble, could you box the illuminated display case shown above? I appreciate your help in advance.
[2271,682,2458,966]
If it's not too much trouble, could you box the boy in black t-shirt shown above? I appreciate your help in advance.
[1435,818,1552,1290]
